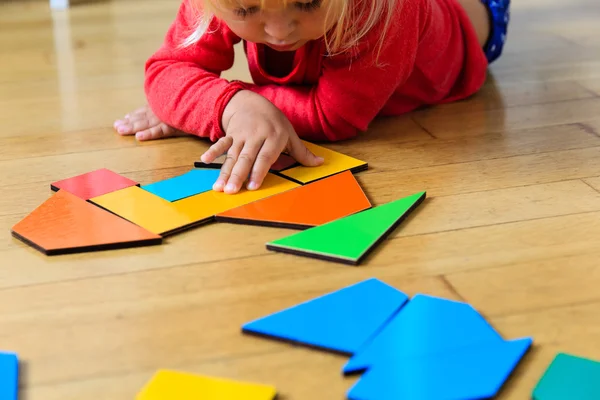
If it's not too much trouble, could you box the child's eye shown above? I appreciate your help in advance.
[293,0,322,12]
[233,5,259,17]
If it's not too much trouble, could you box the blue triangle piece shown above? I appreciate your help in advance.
[343,294,504,374]
[0,351,19,400]
[140,168,221,202]
[241,278,409,355]
[347,337,533,400]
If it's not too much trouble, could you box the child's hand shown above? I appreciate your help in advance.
[200,90,324,194]
[113,105,187,141]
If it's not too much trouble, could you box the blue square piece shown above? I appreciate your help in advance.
[343,294,505,374]
[0,351,19,400]
[141,169,221,202]
[347,337,532,400]
[242,278,409,355]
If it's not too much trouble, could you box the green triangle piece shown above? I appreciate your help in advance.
[533,352,600,400]
[266,191,426,265]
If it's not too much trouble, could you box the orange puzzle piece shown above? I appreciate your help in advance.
[216,171,372,229]
[11,190,162,255]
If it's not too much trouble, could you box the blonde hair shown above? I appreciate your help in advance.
[181,0,397,59]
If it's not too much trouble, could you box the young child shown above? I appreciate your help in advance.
[113,0,510,194]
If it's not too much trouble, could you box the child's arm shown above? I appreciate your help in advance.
[143,0,245,142]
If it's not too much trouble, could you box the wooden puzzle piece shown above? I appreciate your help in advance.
[141,168,221,202]
[242,278,408,355]
[195,153,298,172]
[266,191,426,265]
[278,141,367,184]
[0,351,18,400]
[136,369,277,400]
[90,186,210,236]
[533,353,600,400]
[342,294,505,375]
[11,190,162,255]
[171,172,300,222]
[346,337,532,400]
[90,173,299,236]
[216,171,372,229]
[50,168,138,200]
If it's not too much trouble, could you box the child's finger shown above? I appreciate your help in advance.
[225,139,264,194]
[213,139,242,192]
[201,136,233,164]
[247,139,281,190]
[287,136,324,167]
[135,124,175,141]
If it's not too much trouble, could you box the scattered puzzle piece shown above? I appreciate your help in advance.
[242,278,408,355]
[141,168,221,202]
[195,153,298,172]
[347,337,532,400]
[533,352,600,400]
[136,369,277,400]
[266,191,425,265]
[90,186,211,236]
[343,294,505,374]
[0,351,18,400]
[216,171,372,229]
[50,168,138,200]
[11,190,162,255]
[278,141,367,184]
[90,173,299,236]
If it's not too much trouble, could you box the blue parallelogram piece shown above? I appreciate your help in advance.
[343,294,505,374]
[241,278,409,355]
[347,337,532,400]
[0,351,19,400]
[141,169,221,202]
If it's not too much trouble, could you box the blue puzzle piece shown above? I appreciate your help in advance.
[140,169,221,202]
[343,294,504,374]
[242,278,409,355]
[347,337,532,400]
[0,351,19,400]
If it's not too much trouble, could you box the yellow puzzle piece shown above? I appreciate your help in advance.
[280,140,367,184]
[90,173,299,236]
[136,369,277,400]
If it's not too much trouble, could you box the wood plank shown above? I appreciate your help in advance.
[412,97,600,138]
[446,252,600,316]
[585,177,600,192]
[578,78,600,95]
[0,274,454,387]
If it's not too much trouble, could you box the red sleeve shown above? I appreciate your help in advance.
[241,0,429,141]
[144,0,245,141]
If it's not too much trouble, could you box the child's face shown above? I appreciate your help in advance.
[213,0,335,51]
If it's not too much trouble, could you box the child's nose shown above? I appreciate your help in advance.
[264,17,296,41]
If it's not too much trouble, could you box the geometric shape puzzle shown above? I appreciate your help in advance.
[242,278,409,355]
[136,369,277,400]
[141,168,221,202]
[170,172,301,223]
[216,171,372,229]
[346,336,532,400]
[195,153,298,173]
[278,141,367,184]
[266,191,426,265]
[11,190,162,255]
[50,168,138,200]
[0,351,18,400]
[532,352,600,400]
[343,294,506,374]
[89,186,210,236]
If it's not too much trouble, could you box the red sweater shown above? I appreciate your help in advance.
[144,0,488,142]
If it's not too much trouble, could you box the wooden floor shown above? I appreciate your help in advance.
[2,0,600,398]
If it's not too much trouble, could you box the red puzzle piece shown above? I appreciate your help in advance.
[51,168,138,200]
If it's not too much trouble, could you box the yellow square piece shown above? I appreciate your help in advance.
[90,186,203,236]
[172,172,300,220]
[280,141,367,184]
[136,370,277,400]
